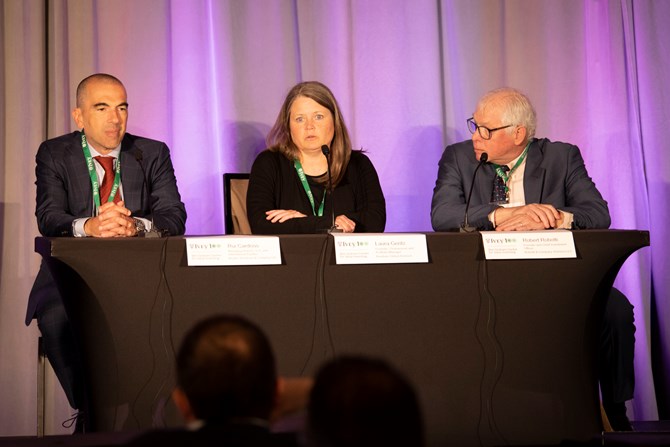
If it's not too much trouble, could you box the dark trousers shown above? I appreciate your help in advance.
[29,264,87,413]
[599,287,635,404]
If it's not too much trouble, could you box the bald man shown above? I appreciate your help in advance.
[28,73,186,432]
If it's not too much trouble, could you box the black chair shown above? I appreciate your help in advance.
[223,173,251,235]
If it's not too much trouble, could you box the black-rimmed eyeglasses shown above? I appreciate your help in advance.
[467,117,513,140]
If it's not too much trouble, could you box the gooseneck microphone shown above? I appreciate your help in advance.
[134,149,165,238]
[460,152,488,233]
[321,145,342,233]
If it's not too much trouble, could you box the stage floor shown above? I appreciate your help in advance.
[0,421,669,447]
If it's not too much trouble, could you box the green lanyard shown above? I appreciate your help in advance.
[293,159,325,216]
[492,142,530,192]
[81,134,121,212]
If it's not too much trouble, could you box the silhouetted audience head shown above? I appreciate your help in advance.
[307,355,424,447]
[173,314,277,425]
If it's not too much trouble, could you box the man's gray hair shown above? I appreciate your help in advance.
[477,88,537,141]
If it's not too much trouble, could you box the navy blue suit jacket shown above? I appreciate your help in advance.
[27,131,187,324]
[430,138,610,231]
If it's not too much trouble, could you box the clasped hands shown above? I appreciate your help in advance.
[494,203,565,232]
[84,201,137,237]
[265,209,356,233]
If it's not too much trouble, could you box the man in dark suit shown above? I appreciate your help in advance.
[28,73,187,432]
[126,314,300,447]
[431,88,635,431]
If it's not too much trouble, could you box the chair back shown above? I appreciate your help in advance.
[223,173,251,235]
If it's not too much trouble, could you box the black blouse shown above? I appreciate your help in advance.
[247,150,386,234]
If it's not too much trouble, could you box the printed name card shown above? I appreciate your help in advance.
[481,230,576,260]
[186,236,281,266]
[332,233,428,265]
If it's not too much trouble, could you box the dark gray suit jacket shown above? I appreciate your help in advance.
[27,131,187,324]
[430,138,610,231]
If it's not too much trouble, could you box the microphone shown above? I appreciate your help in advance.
[134,149,166,238]
[460,152,488,233]
[321,145,342,233]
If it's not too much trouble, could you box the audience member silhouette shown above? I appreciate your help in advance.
[307,355,425,447]
[127,314,299,446]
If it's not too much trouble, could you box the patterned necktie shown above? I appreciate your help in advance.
[491,165,510,204]
[94,156,120,203]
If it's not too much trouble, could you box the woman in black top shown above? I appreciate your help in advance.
[247,81,386,234]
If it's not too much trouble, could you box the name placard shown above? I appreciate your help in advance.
[185,236,281,266]
[332,233,428,265]
[481,230,576,260]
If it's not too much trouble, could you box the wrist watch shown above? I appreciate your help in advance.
[133,218,146,236]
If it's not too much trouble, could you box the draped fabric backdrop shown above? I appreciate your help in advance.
[1,0,668,435]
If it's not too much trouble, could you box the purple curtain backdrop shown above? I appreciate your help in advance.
[51,0,670,421]
[2,0,667,431]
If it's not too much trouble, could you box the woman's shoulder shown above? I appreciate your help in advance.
[255,148,283,161]
[348,149,377,169]
[252,149,290,168]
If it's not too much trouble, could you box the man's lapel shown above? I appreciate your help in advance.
[119,135,144,212]
[523,139,546,204]
[67,131,95,215]
[476,163,496,207]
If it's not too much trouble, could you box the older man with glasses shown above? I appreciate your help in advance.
[432,87,610,232]
[430,87,635,431]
